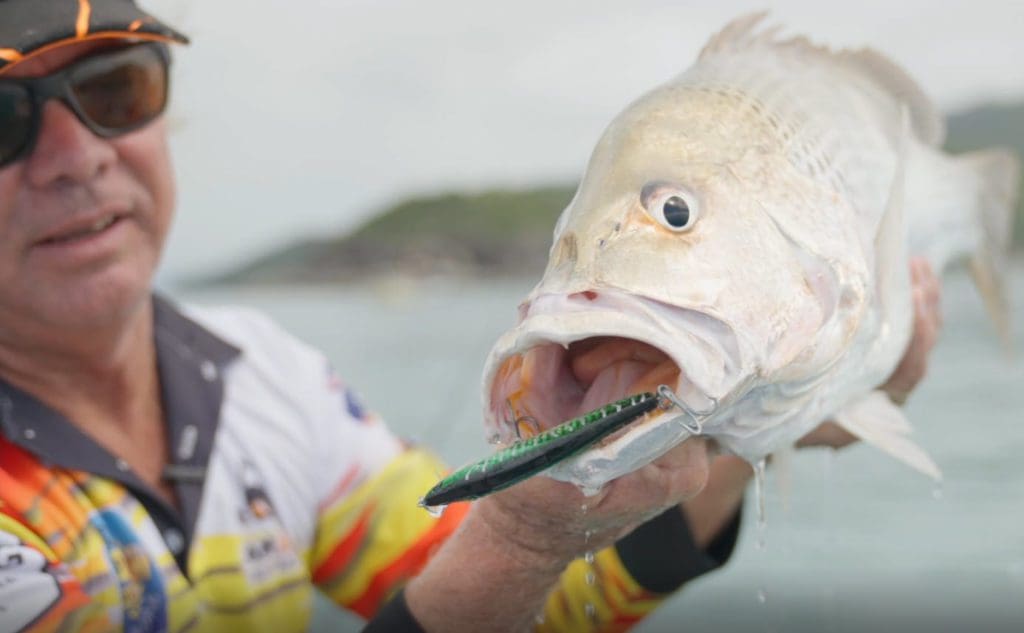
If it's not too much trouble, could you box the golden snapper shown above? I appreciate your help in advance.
[482,14,1020,490]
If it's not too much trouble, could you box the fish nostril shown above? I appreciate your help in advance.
[552,233,578,266]
[570,291,599,302]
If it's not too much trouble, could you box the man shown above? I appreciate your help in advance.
[0,2,942,632]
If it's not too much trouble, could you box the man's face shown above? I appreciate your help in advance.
[0,40,175,333]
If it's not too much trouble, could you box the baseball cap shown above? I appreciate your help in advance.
[0,0,188,75]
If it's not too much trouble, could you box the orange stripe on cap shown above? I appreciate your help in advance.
[0,32,179,76]
[77,0,93,38]
[0,48,22,62]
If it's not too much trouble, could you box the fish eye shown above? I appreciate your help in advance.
[640,183,700,232]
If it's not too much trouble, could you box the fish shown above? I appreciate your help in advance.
[479,13,1021,491]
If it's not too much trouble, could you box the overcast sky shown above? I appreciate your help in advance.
[147,0,1024,282]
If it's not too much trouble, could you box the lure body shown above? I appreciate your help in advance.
[421,392,658,507]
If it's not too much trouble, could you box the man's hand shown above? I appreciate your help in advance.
[797,256,943,449]
[884,257,944,405]
[406,438,713,632]
[478,436,713,562]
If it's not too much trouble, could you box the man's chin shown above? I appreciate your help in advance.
[14,267,153,332]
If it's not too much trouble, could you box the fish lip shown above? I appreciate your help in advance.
[482,289,745,443]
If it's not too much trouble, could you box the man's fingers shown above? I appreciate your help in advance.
[882,258,943,403]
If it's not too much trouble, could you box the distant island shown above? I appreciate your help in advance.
[206,101,1024,286]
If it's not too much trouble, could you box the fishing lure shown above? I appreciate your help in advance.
[421,392,663,507]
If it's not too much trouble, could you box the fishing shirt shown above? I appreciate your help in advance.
[0,297,739,633]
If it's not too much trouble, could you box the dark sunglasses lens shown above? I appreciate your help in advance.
[0,83,33,164]
[70,46,168,133]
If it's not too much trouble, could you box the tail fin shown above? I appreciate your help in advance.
[961,149,1021,344]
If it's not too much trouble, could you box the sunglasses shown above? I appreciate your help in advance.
[0,42,170,169]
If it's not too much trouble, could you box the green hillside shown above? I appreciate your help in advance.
[210,186,573,284]
[209,101,1024,286]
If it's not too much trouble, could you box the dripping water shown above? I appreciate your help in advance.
[584,529,596,584]
[753,457,768,608]
[420,502,446,518]
[581,510,598,621]
[754,457,768,551]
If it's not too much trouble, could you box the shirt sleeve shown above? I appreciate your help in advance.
[317,440,741,631]
[299,366,740,629]
[0,511,103,633]
[303,361,472,619]
[538,505,742,631]
[309,445,470,619]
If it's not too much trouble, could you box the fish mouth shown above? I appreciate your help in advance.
[488,336,680,443]
[482,289,742,485]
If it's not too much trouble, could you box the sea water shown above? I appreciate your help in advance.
[175,263,1024,632]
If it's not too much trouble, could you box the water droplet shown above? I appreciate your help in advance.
[584,603,597,622]
[580,503,588,513]
[584,529,593,544]
[584,551,595,564]
[586,571,596,586]
[754,458,767,524]
[757,589,767,604]
[754,458,767,550]
[535,612,546,625]
[932,484,944,500]
[419,502,446,518]
[578,483,603,497]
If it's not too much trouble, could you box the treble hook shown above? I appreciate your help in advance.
[656,384,716,436]
[506,398,541,440]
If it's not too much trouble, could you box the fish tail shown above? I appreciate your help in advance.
[961,149,1021,345]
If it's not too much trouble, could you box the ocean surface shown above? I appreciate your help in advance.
[175,262,1024,632]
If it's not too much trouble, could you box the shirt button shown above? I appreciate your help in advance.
[177,424,199,461]
[163,528,185,555]
[200,360,218,382]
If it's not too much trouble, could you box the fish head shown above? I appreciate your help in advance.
[482,81,865,487]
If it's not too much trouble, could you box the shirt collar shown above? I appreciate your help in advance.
[0,294,241,543]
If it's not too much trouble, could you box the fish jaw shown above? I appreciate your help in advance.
[481,288,752,489]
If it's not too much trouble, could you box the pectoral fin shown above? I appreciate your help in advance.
[833,390,941,480]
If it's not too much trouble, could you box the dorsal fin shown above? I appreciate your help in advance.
[698,13,945,146]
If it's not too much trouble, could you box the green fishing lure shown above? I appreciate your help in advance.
[421,392,661,507]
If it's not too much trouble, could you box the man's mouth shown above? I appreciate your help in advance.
[37,214,126,246]
[488,336,683,444]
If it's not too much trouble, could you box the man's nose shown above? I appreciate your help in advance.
[24,101,117,187]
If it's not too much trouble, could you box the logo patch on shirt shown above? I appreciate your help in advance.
[0,532,62,631]
[325,362,374,424]
[235,461,302,587]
